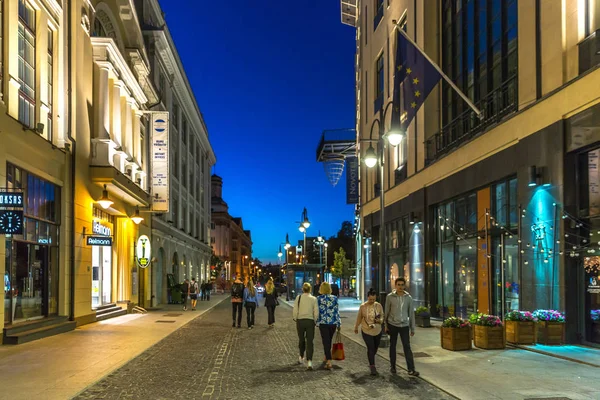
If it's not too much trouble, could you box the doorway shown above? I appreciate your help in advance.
[5,241,52,324]
[92,245,112,308]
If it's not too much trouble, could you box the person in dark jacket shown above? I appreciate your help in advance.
[205,281,211,301]
[264,278,279,327]
[181,279,190,311]
[243,279,260,329]
[231,278,244,328]
[331,283,340,297]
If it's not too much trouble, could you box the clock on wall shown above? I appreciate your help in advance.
[0,210,23,235]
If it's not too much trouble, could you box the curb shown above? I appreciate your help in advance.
[507,343,600,368]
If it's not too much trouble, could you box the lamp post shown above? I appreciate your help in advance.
[298,207,310,283]
[324,242,329,283]
[363,101,404,303]
[315,231,325,265]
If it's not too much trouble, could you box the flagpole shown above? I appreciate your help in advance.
[395,24,483,119]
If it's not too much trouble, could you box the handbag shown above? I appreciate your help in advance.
[332,331,345,361]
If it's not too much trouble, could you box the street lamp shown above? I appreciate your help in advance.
[364,101,404,300]
[315,231,325,265]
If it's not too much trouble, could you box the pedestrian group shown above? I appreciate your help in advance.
[228,276,419,377]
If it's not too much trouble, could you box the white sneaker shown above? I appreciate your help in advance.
[307,360,313,370]
[298,356,304,365]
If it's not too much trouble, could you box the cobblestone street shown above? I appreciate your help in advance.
[73,300,452,399]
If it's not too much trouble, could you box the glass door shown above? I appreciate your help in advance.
[4,240,12,324]
[13,242,45,322]
[92,245,112,308]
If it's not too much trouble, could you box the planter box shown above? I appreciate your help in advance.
[536,321,565,345]
[473,325,505,349]
[505,320,536,345]
[415,315,431,328]
[440,327,471,351]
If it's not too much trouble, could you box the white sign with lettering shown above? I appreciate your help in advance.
[151,112,169,213]
[92,220,111,236]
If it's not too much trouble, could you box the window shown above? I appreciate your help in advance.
[211,222,215,230]
[374,0,384,30]
[374,52,384,113]
[173,132,179,180]
[0,0,4,99]
[93,17,107,37]
[181,117,187,144]
[47,28,54,142]
[172,102,179,131]
[158,72,166,97]
[18,0,36,128]
[172,197,178,227]
[182,156,187,188]
[441,0,518,127]
[492,177,517,228]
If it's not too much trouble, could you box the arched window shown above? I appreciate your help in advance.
[93,17,107,37]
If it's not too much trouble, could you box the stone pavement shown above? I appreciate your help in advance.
[73,299,452,400]
[0,295,227,400]
[325,297,599,400]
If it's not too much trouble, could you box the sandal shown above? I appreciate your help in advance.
[325,361,332,370]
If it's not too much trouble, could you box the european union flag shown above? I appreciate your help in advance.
[391,30,442,131]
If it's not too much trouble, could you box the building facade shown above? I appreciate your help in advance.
[210,175,252,280]
[136,0,215,306]
[346,0,600,345]
[1,0,68,330]
[1,0,215,341]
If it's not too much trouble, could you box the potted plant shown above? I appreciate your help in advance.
[469,313,505,349]
[415,306,431,328]
[533,309,565,345]
[591,310,600,343]
[440,316,471,351]
[505,310,537,345]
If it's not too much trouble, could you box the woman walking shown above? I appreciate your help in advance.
[292,282,318,370]
[354,288,384,376]
[316,282,341,370]
[243,279,259,329]
[264,278,279,327]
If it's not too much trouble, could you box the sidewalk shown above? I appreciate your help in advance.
[0,295,228,400]
[285,297,598,399]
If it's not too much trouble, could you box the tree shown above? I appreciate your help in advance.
[210,252,224,280]
[331,247,352,281]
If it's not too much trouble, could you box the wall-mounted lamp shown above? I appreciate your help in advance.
[131,206,144,225]
[409,211,422,225]
[528,165,551,187]
[97,184,114,209]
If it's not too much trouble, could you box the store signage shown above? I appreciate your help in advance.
[346,156,359,204]
[0,192,24,208]
[151,112,170,213]
[87,236,112,246]
[0,210,23,234]
[588,276,600,294]
[92,220,111,236]
[136,234,151,268]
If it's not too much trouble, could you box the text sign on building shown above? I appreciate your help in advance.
[136,234,151,268]
[87,236,112,246]
[151,113,170,213]
[0,192,24,208]
[346,156,359,204]
[92,220,112,236]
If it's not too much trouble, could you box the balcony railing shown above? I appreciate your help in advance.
[425,76,518,166]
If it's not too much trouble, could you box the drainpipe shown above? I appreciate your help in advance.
[67,0,76,321]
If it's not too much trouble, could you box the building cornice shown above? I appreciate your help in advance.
[91,37,148,106]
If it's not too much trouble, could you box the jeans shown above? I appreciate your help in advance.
[245,302,256,327]
[232,302,243,326]
[388,324,415,371]
[296,319,315,361]
[319,324,337,360]
[182,293,188,309]
[266,305,276,325]
[362,331,382,366]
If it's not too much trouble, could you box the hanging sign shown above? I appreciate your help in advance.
[136,234,151,268]
[0,192,24,208]
[87,236,112,246]
[346,156,359,204]
[588,276,600,294]
[0,210,23,234]
[151,113,169,213]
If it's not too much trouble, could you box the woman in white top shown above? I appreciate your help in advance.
[292,282,319,370]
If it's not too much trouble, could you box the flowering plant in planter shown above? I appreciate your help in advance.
[415,306,430,317]
[591,310,600,322]
[505,310,537,322]
[469,313,503,327]
[532,309,565,322]
[442,316,470,328]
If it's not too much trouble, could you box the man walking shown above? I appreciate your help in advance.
[181,279,190,311]
[384,277,419,377]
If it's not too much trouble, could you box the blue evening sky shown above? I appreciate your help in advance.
[159,0,357,263]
